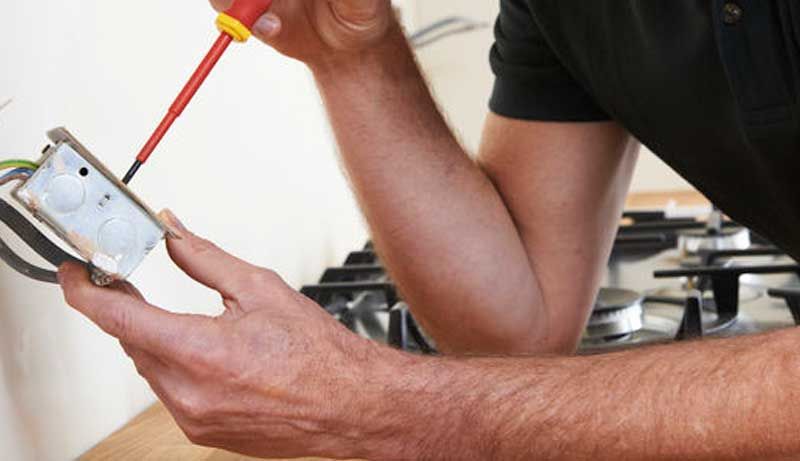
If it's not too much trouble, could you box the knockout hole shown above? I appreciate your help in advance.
[79,167,89,177]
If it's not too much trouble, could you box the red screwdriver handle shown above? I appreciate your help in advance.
[225,0,275,29]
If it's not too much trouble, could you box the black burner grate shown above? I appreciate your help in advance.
[301,229,797,355]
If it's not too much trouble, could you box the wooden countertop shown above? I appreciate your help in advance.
[81,190,708,461]
[80,403,333,461]
[624,189,709,208]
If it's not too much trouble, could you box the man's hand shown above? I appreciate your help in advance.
[56,214,800,461]
[209,0,394,69]
[58,211,385,459]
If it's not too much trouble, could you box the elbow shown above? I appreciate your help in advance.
[431,306,584,357]
[499,315,584,356]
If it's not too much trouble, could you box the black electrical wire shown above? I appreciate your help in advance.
[0,239,61,283]
[0,198,84,284]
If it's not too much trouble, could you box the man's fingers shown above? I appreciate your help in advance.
[58,262,200,358]
[120,341,166,376]
[331,0,389,24]
[160,210,265,299]
[208,0,283,44]
[111,280,146,302]
[209,0,233,13]
[252,13,283,43]
[161,210,293,316]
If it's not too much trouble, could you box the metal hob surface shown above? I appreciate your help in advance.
[585,248,800,353]
[302,222,800,356]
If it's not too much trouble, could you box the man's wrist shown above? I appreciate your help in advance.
[350,347,492,460]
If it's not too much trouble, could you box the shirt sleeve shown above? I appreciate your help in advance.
[489,0,611,122]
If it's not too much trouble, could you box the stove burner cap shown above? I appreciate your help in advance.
[585,288,645,341]
[678,227,751,257]
[593,288,644,312]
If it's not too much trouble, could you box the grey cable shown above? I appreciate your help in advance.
[408,16,489,49]
[0,198,83,284]
[0,239,60,283]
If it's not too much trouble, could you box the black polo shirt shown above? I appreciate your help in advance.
[490,0,800,259]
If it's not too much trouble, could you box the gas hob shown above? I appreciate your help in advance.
[301,209,800,355]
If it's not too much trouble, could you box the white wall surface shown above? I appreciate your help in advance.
[0,2,366,459]
[410,0,692,192]
[0,1,697,459]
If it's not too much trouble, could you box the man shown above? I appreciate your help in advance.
[59,0,800,459]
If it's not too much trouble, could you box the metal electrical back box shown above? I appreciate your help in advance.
[13,128,165,284]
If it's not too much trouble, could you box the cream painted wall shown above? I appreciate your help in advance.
[409,0,692,192]
[0,2,696,459]
[0,2,366,459]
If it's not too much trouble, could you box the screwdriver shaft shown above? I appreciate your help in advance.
[123,33,234,184]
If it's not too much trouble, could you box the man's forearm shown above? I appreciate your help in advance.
[310,23,546,354]
[362,329,800,460]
